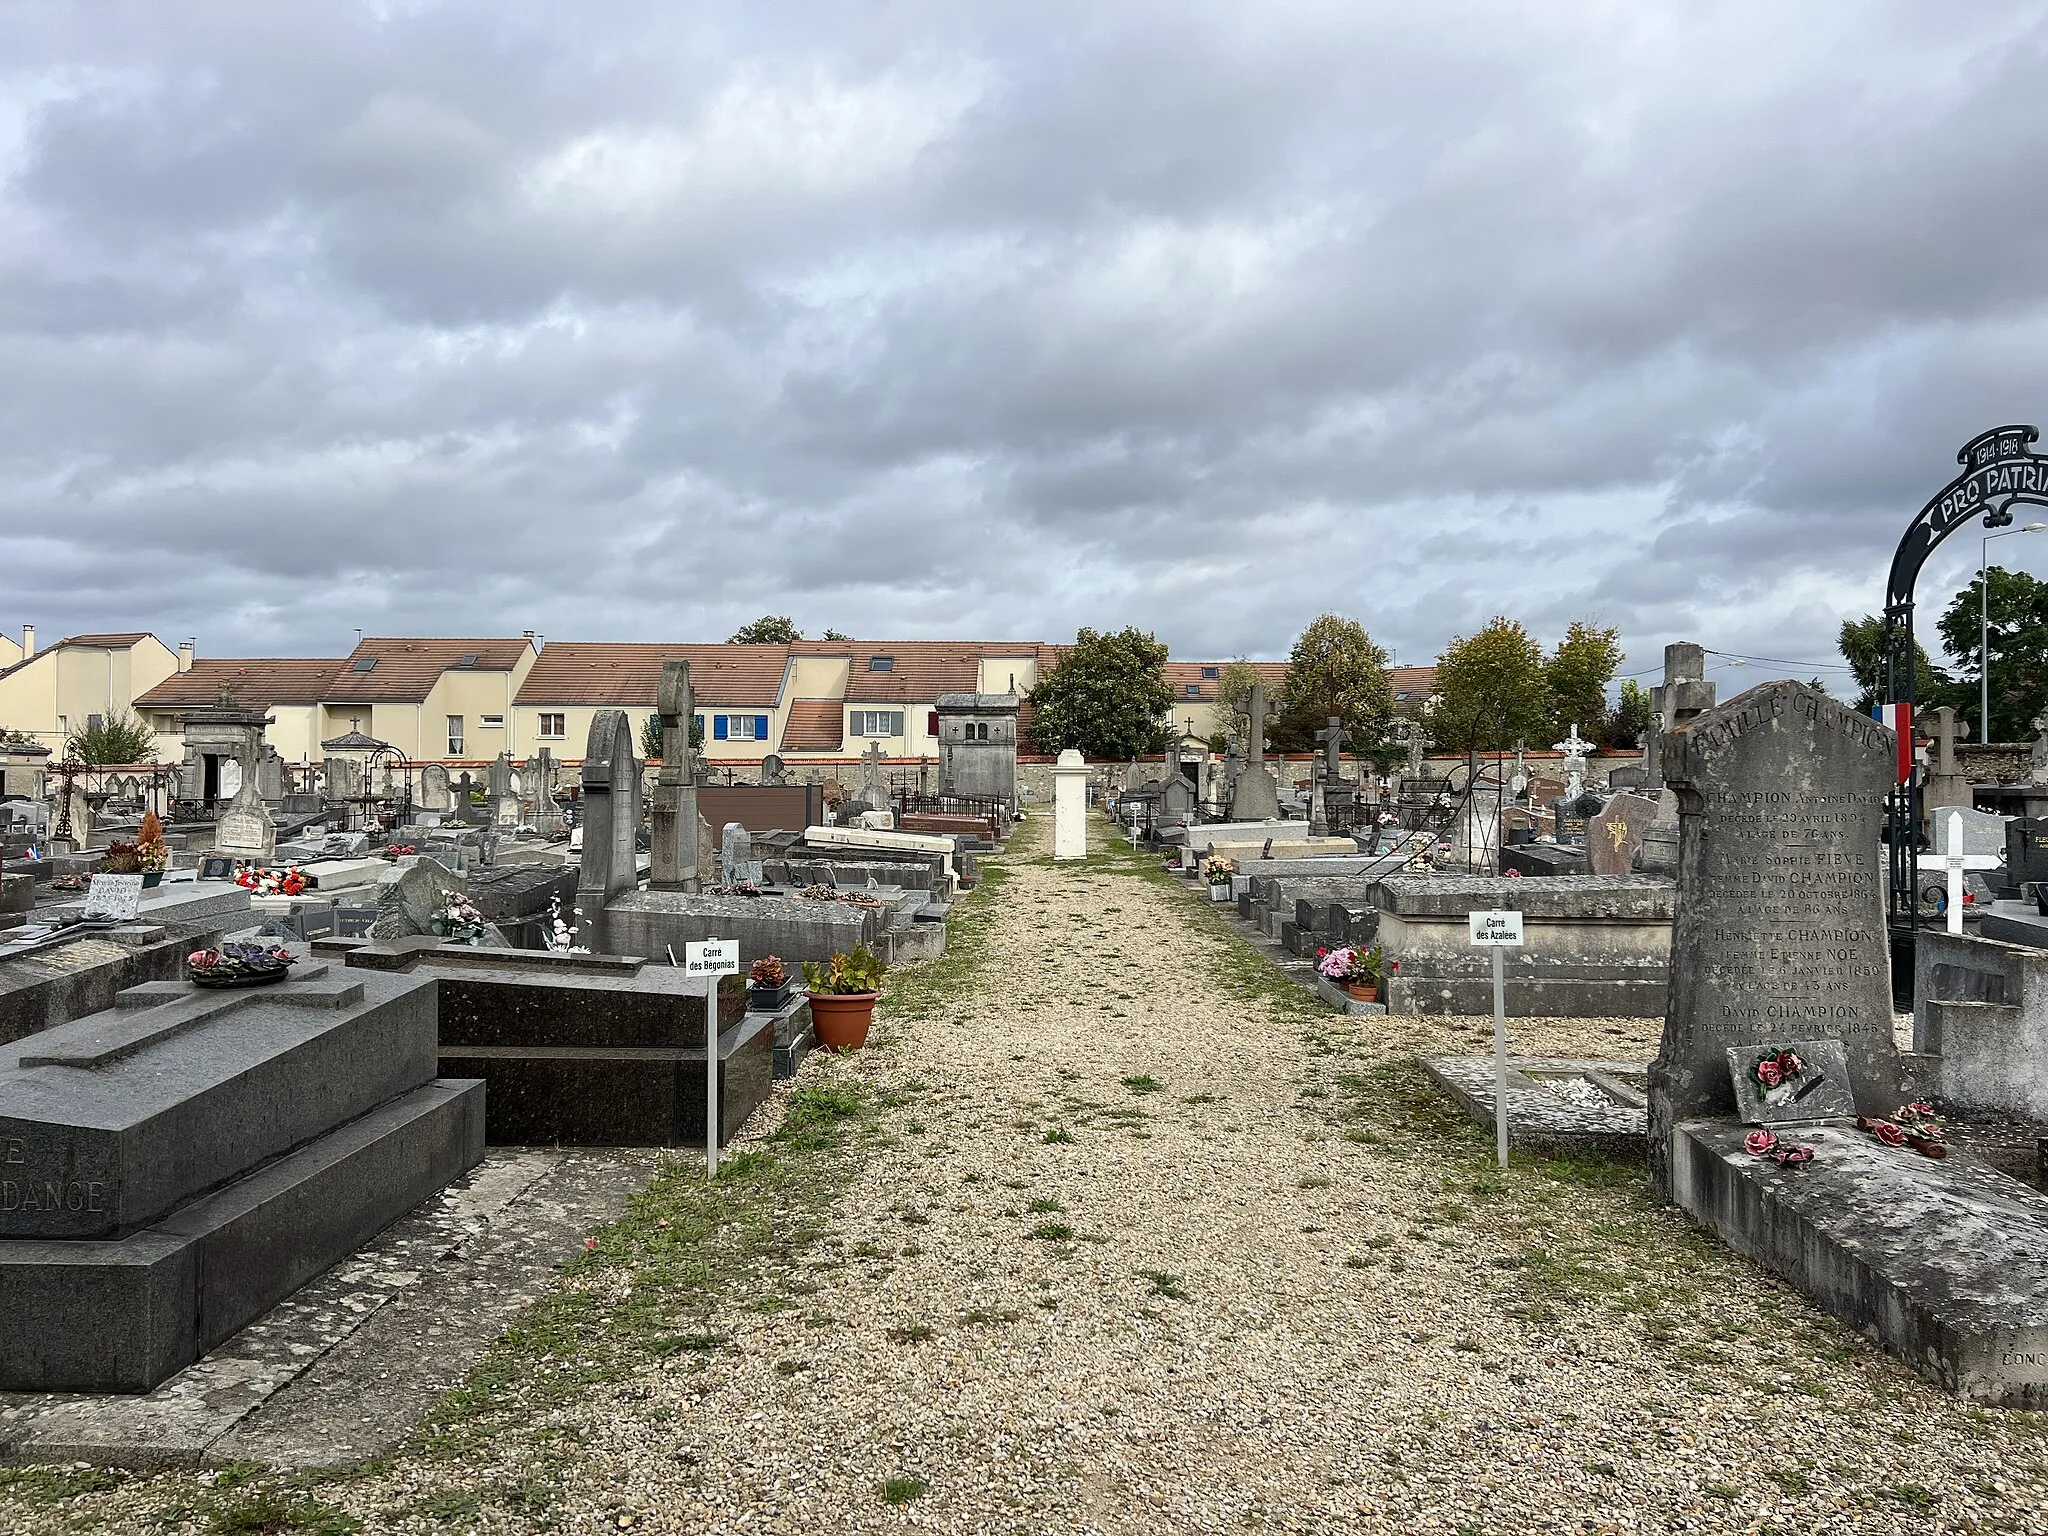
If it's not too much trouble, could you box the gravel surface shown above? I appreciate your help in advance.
[10,823,2046,1534]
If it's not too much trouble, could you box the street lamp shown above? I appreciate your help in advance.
[1981,521,2047,739]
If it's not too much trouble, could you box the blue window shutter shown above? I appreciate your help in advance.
[713,715,728,740]
[755,715,769,741]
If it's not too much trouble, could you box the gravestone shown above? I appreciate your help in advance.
[649,659,701,892]
[488,751,519,828]
[2007,817,2048,891]
[1548,791,1602,846]
[1922,705,1973,833]
[1587,791,1660,875]
[574,710,642,951]
[1932,806,2008,859]
[256,748,285,803]
[1158,774,1195,827]
[1649,679,1897,1184]
[1229,681,1281,821]
[760,752,787,787]
[371,855,490,942]
[1052,749,1089,861]
[526,747,565,834]
[213,783,277,862]
[417,764,452,813]
[853,741,888,812]
[720,822,762,887]
[324,756,361,802]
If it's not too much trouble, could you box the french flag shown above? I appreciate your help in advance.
[1871,702,1913,783]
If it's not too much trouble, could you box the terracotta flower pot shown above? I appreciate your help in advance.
[1343,981,1380,1003]
[808,991,880,1052]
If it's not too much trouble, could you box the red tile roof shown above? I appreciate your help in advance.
[1163,661,1437,708]
[516,643,789,708]
[780,699,845,751]
[0,631,168,684]
[791,640,1050,704]
[135,658,345,709]
[326,637,534,703]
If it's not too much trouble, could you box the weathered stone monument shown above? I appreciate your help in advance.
[648,659,702,892]
[488,751,520,829]
[574,711,642,952]
[720,822,762,887]
[526,747,565,834]
[1920,704,1973,834]
[1229,678,1282,822]
[1637,643,1716,875]
[1654,688,2048,1408]
[417,763,452,814]
[1651,678,1898,1161]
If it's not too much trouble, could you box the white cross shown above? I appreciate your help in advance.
[1552,724,1591,799]
[1923,811,2002,935]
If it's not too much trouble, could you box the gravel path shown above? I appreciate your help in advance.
[17,824,2048,1533]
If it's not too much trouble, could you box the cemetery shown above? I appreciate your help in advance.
[9,465,2048,1527]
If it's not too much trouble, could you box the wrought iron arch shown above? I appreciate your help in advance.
[1882,424,2048,939]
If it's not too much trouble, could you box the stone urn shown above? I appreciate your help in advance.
[807,991,879,1052]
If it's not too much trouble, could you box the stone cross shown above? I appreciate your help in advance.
[1401,721,1427,780]
[1925,705,1969,778]
[1511,742,1528,798]
[1645,642,1714,790]
[1924,811,2002,935]
[1552,724,1592,801]
[1246,680,1269,763]
[1315,716,1352,782]
[649,658,699,891]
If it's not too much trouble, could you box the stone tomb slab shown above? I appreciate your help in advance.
[1423,1056,1648,1162]
[1724,1037,1857,1124]
[0,965,438,1240]
[600,888,879,970]
[321,939,770,1148]
[1671,1119,2048,1407]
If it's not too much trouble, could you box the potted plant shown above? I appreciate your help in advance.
[748,954,792,1011]
[1315,944,1384,1003]
[803,944,887,1052]
[137,811,169,887]
[1202,856,1235,902]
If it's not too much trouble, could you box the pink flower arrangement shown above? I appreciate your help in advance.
[1744,1130,1777,1157]
[1871,1121,1907,1148]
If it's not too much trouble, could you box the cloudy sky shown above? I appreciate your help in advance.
[6,2,2048,691]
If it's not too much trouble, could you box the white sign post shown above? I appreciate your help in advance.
[1468,910,1525,1169]
[683,938,741,1177]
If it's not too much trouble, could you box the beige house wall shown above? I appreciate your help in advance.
[0,634,19,669]
[422,665,530,762]
[0,638,179,754]
[976,656,1041,695]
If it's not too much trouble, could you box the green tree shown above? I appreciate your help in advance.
[1935,567,2048,741]
[1026,627,1174,758]
[1838,614,1950,715]
[639,713,705,760]
[728,615,802,644]
[1545,620,1622,738]
[821,628,852,642]
[1216,660,1261,750]
[1606,678,1654,748]
[1428,617,1552,752]
[1270,615,1393,752]
[65,707,156,766]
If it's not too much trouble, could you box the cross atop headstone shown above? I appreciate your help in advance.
[1924,811,2002,935]
[1315,716,1352,781]
[1924,705,1970,778]
[1394,719,1427,780]
[1511,742,1528,798]
[1645,642,1715,789]
[1552,724,1592,800]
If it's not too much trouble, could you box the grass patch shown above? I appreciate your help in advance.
[1138,1269,1188,1301]
[1121,1074,1163,1094]
[881,1475,928,1505]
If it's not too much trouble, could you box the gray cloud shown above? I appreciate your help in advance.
[6,0,2048,687]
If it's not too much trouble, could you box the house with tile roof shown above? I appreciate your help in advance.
[1162,660,1439,743]
[319,637,539,765]
[0,629,183,754]
[134,657,348,765]
[512,639,1058,767]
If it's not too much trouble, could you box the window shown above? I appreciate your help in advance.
[538,713,566,738]
[457,653,478,668]
[447,715,464,756]
[1200,666,1220,679]
[868,656,894,672]
[480,714,504,728]
[927,711,940,736]
[713,714,770,741]
[351,655,376,673]
[969,722,990,742]
[851,710,904,738]
[1185,684,1201,697]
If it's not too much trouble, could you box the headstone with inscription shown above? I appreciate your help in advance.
[1649,679,1897,1179]
[1587,791,1660,875]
